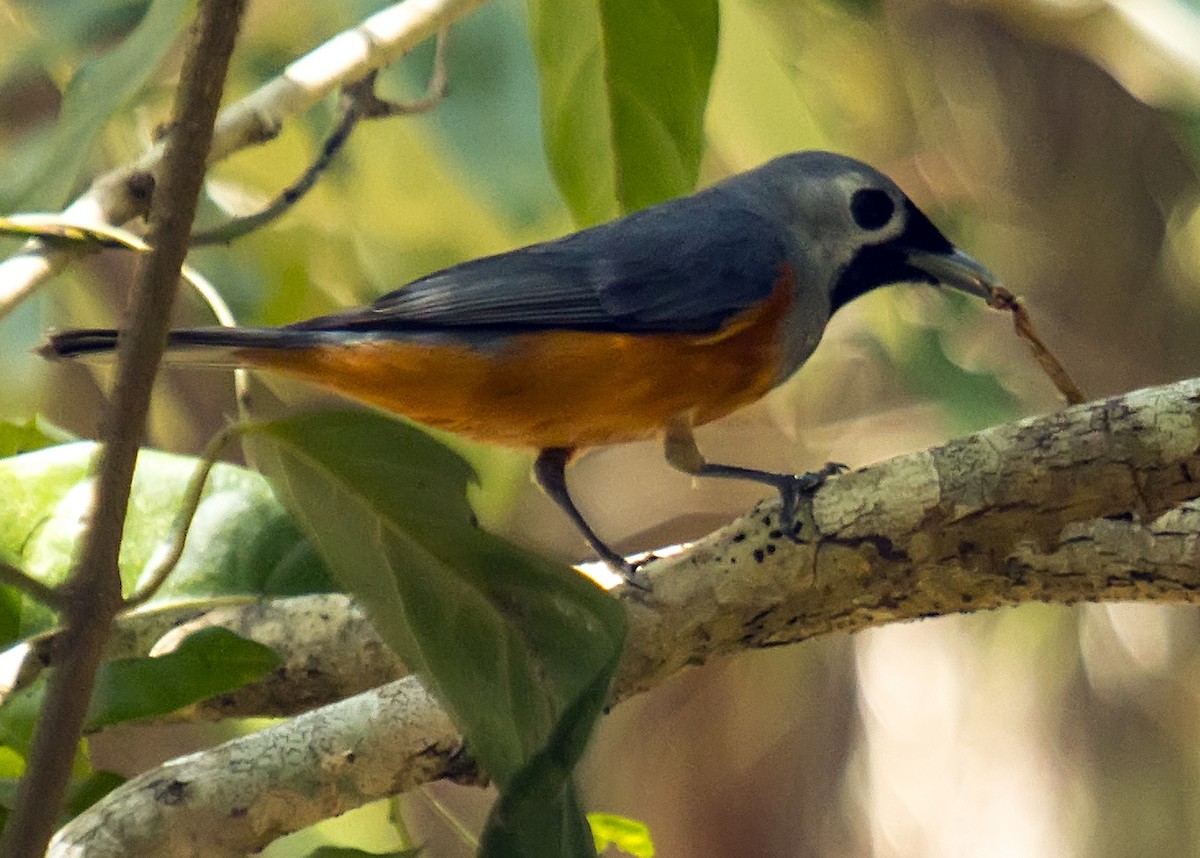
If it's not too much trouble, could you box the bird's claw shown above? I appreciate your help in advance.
[778,461,847,537]
[613,557,652,591]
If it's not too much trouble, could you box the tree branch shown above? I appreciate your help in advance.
[0,0,488,321]
[0,560,62,610]
[190,27,452,247]
[48,377,1200,856]
[0,3,246,855]
[51,680,477,858]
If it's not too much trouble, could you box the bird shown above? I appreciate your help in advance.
[40,151,1001,584]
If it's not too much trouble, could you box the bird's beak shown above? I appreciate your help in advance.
[906,248,1000,300]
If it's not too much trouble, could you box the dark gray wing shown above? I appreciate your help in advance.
[292,190,793,335]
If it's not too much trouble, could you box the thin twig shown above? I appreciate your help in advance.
[985,284,1086,405]
[0,560,62,610]
[357,24,451,119]
[123,425,240,610]
[190,26,451,247]
[420,785,480,850]
[0,0,486,322]
[0,2,247,855]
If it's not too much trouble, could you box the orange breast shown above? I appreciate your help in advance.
[237,274,793,449]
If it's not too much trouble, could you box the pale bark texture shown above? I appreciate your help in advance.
[49,377,1200,857]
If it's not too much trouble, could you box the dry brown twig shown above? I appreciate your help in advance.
[986,284,1086,405]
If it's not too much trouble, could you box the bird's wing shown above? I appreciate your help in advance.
[292,197,793,335]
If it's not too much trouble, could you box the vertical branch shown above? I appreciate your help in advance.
[0,2,247,855]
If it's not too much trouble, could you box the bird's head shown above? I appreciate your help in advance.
[731,151,999,312]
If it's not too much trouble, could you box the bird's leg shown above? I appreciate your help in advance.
[533,447,646,588]
[663,419,845,536]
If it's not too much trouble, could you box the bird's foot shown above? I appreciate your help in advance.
[612,555,653,592]
[777,462,848,538]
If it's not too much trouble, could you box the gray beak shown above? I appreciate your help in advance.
[906,248,1000,300]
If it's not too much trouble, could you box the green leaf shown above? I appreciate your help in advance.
[589,813,655,857]
[527,0,719,224]
[247,411,627,857]
[481,777,596,857]
[0,628,277,755]
[0,417,76,459]
[0,0,198,210]
[0,747,24,779]
[0,679,50,760]
[86,626,280,728]
[0,442,333,640]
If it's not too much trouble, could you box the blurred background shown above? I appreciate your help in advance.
[4,0,1200,854]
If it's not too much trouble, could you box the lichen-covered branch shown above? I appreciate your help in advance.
[617,377,1200,696]
[50,680,476,858]
[49,377,1200,856]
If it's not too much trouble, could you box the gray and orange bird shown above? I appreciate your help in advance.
[41,151,1001,581]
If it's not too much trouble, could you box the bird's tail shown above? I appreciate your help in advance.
[37,327,320,367]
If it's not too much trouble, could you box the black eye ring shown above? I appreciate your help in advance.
[850,188,896,231]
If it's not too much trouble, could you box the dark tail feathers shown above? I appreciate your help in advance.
[38,329,123,361]
[38,327,317,363]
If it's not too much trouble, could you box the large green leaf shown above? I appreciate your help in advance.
[0,441,333,640]
[527,0,719,224]
[247,411,627,857]
[0,0,198,210]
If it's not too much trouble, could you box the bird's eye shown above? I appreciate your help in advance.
[850,188,896,231]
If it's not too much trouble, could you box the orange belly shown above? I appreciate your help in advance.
[237,278,792,449]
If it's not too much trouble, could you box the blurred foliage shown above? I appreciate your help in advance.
[379,0,562,228]
[0,441,333,636]
[0,437,329,830]
[2,0,1200,855]
[0,415,74,458]
[0,0,197,210]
